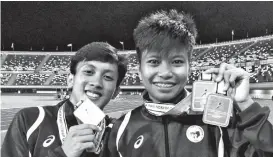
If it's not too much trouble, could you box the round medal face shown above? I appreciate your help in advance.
[186,125,204,143]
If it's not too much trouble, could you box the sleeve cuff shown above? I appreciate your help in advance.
[238,102,271,129]
[239,102,262,122]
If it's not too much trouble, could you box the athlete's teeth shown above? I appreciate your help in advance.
[155,83,173,87]
[86,92,100,98]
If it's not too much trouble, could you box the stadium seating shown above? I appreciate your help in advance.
[192,47,208,59]
[1,36,272,87]
[188,70,201,85]
[126,53,139,73]
[0,73,12,85]
[50,74,68,86]
[1,54,45,71]
[240,38,273,62]
[249,64,273,83]
[42,55,72,71]
[14,73,50,85]
[122,72,141,85]
[127,53,139,65]
[195,42,253,67]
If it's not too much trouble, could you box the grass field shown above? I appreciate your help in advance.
[1,93,273,145]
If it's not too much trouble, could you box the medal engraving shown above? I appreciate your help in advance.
[192,81,217,112]
[203,94,233,127]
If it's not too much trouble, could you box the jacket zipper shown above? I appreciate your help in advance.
[163,117,170,157]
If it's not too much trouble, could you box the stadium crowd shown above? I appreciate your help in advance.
[0,73,12,85]
[249,64,273,83]
[50,74,68,86]
[14,73,49,85]
[42,55,72,71]
[1,37,273,86]
[192,42,253,67]
[186,64,273,84]
[240,38,272,62]
[1,55,44,71]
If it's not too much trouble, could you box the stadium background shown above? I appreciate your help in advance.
[1,1,273,146]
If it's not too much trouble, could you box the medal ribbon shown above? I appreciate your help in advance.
[92,119,106,154]
[144,90,202,116]
[144,103,175,116]
[57,104,68,143]
[218,126,224,157]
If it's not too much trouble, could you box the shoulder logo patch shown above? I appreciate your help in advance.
[186,125,204,143]
[134,135,144,149]
[43,135,55,147]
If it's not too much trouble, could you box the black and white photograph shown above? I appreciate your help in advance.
[1,1,273,157]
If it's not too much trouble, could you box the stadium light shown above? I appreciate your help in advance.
[11,43,14,51]
[119,41,124,50]
[231,30,234,41]
[67,43,73,52]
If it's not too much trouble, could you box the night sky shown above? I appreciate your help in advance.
[1,1,273,51]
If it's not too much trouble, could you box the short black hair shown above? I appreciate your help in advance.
[70,42,127,87]
[133,9,198,63]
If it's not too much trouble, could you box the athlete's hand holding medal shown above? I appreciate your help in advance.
[62,98,106,157]
[192,63,253,127]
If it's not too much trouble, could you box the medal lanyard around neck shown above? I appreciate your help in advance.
[57,104,68,144]
[144,90,195,116]
[144,103,175,116]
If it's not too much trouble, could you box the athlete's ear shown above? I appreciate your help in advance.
[111,87,120,99]
[67,73,74,89]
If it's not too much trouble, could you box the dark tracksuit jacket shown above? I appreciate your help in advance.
[1,100,112,157]
[106,93,273,157]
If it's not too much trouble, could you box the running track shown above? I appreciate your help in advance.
[1,96,142,131]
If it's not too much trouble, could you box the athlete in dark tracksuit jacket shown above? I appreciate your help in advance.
[106,91,273,157]
[1,100,113,157]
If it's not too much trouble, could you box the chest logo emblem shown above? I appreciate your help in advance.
[186,125,204,143]
[43,135,55,147]
[134,135,144,149]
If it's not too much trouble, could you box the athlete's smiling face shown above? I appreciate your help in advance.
[140,44,190,103]
[68,60,118,109]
